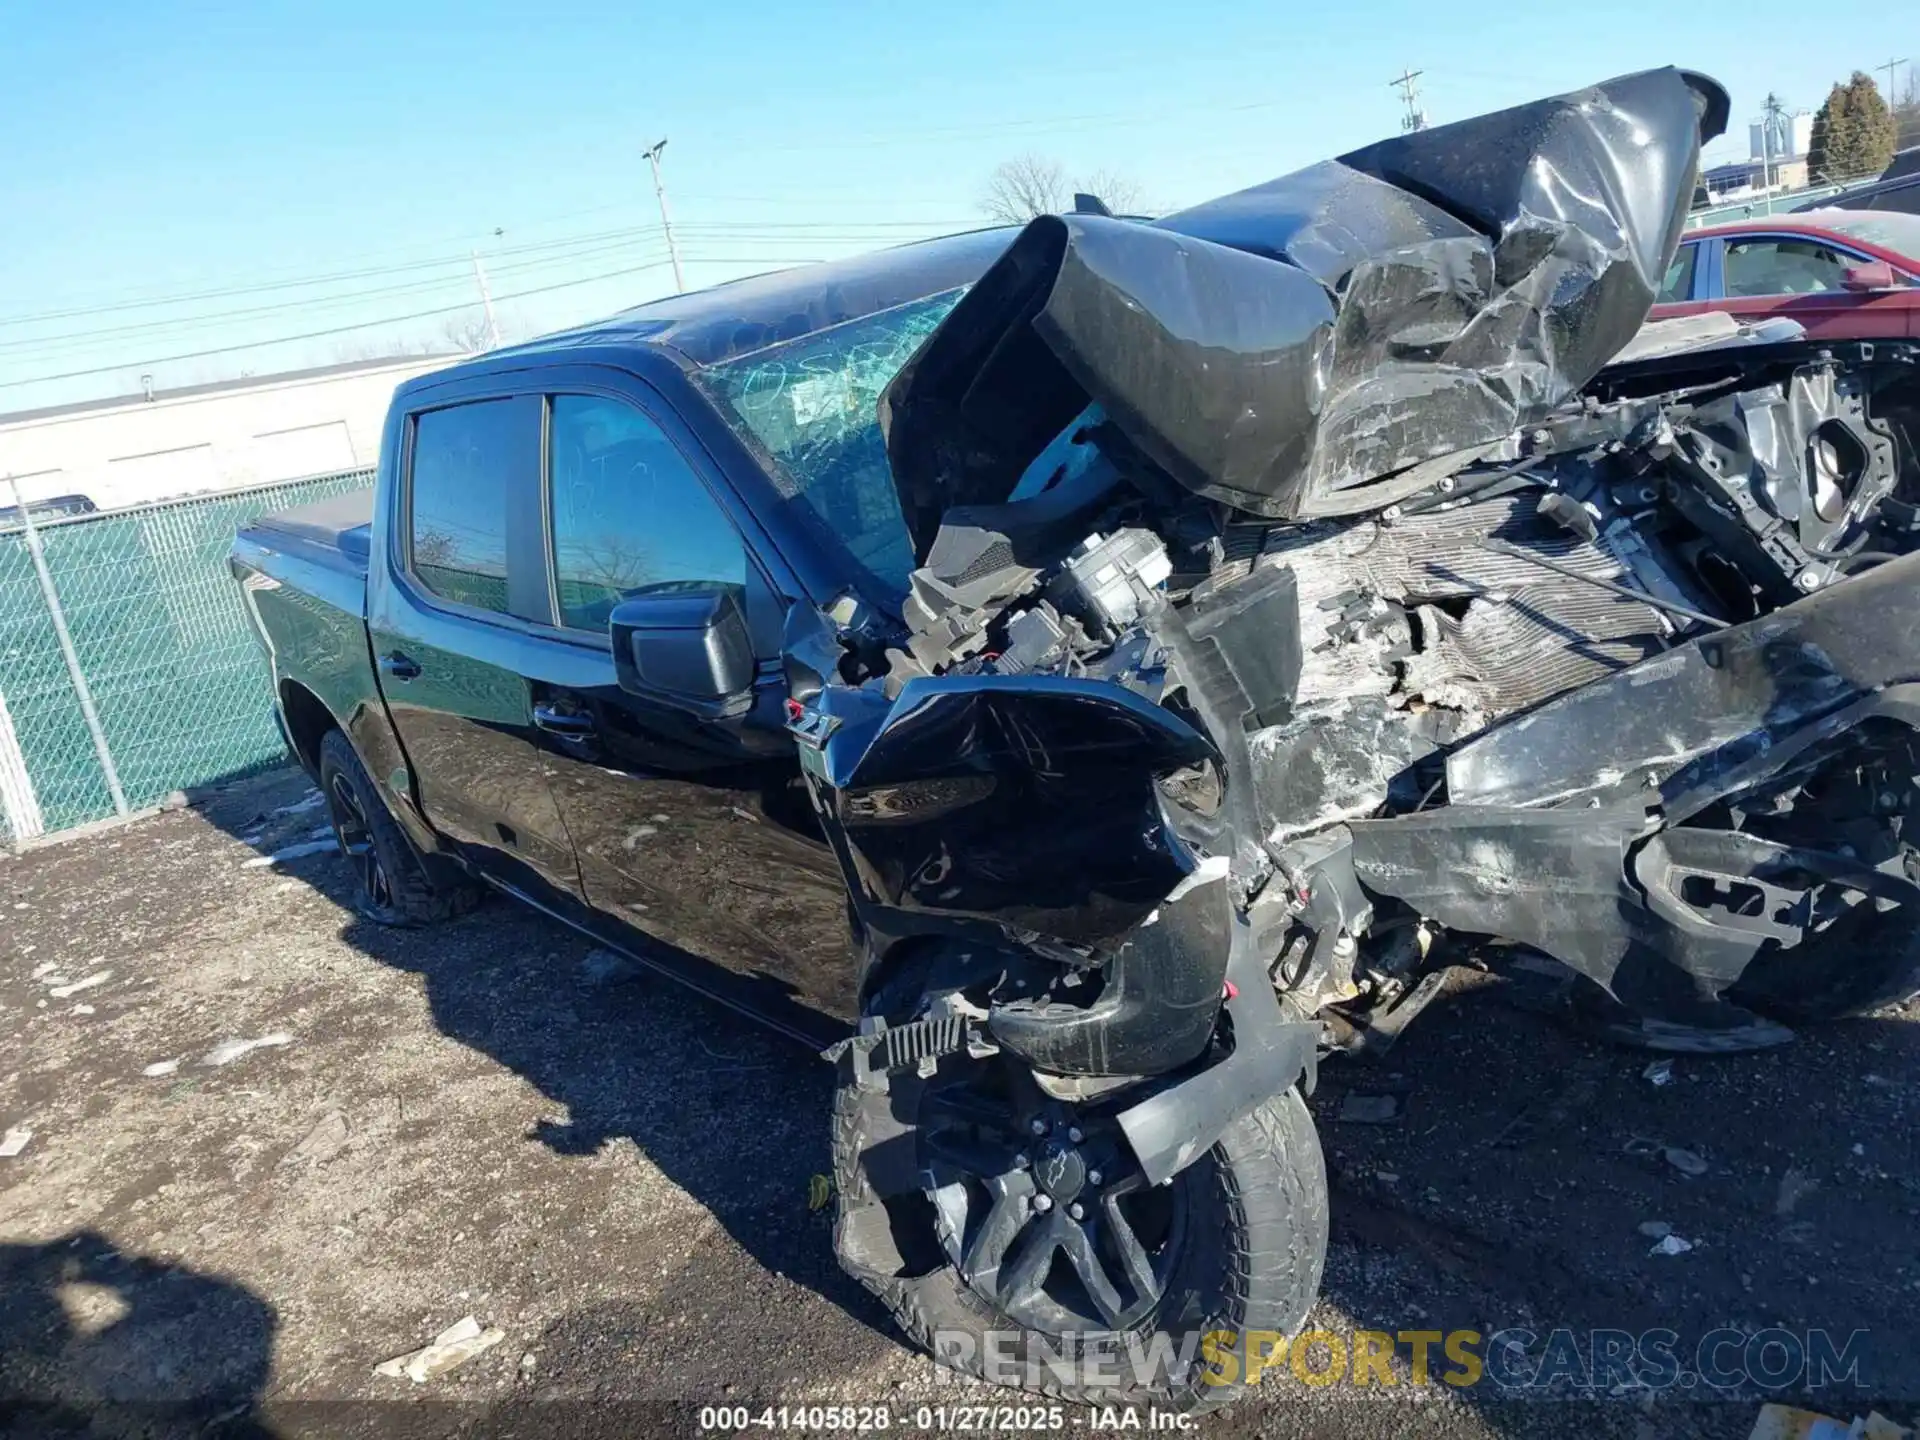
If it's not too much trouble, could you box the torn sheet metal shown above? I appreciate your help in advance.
[803,673,1217,949]
[1344,803,1836,1030]
[1265,489,1669,719]
[1348,554,1920,1024]
[1446,548,1920,811]
[1349,806,1649,988]
[1251,699,1428,847]
[881,68,1728,545]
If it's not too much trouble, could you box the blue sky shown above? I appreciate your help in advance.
[0,0,1909,410]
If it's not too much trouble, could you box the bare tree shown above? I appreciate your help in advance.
[1895,70,1920,154]
[979,156,1153,222]
[440,314,497,354]
[588,532,656,582]
[328,337,439,364]
[980,155,1069,224]
[1076,168,1148,216]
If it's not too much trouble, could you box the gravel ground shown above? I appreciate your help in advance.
[0,765,1914,1439]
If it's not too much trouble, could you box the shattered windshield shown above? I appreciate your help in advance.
[703,288,964,593]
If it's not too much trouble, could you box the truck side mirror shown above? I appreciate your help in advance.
[1842,259,1898,292]
[609,586,755,717]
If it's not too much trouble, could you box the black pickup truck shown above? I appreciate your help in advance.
[235,67,1920,1409]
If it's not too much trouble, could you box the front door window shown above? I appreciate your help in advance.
[1723,238,1856,297]
[546,393,750,631]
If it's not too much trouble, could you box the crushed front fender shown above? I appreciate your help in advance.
[795,673,1216,950]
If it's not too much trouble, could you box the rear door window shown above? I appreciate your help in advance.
[1657,243,1698,302]
[1814,211,1920,267]
[406,398,541,616]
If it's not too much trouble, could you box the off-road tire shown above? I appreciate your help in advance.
[318,728,481,926]
[831,1074,1326,1413]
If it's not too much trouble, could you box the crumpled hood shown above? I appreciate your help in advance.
[879,67,1729,552]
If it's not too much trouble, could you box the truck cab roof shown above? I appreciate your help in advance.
[458,226,1016,376]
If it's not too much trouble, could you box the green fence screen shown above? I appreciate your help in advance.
[0,470,374,841]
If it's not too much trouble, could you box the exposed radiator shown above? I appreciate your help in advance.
[1256,491,1669,721]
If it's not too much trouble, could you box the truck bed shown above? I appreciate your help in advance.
[231,485,379,783]
[247,488,374,573]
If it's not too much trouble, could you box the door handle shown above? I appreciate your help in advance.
[378,651,421,681]
[532,704,596,737]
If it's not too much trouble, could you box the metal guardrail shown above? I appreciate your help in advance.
[0,468,375,842]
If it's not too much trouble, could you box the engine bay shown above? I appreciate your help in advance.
[888,335,1920,813]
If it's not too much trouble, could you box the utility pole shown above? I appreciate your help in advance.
[1390,67,1427,132]
[642,138,686,294]
[1751,93,1785,213]
[1761,93,1789,188]
[470,250,501,350]
[1877,56,1906,105]
[1760,120,1775,215]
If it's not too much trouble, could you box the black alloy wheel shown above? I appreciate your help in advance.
[831,959,1328,1413]
[327,767,394,913]
[918,1063,1184,1336]
[316,728,482,926]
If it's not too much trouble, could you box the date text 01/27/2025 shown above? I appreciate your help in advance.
[696,1405,1196,1432]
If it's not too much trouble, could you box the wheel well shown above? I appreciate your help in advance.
[279,681,338,779]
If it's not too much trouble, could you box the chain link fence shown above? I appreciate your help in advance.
[0,469,374,843]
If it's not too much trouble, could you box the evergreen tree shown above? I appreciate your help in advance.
[1809,73,1898,182]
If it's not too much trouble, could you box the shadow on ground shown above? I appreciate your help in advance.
[191,767,1917,1436]
[177,764,901,1409]
[0,1231,275,1439]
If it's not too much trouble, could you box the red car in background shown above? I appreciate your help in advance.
[1649,209,1920,337]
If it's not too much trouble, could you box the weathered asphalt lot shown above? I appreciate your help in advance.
[1,764,1916,1439]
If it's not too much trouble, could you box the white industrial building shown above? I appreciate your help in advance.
[0,353,457,514]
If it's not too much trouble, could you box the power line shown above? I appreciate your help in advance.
[674,255,856,265]
[3,245,923,391]
[2,230,966,359]
[0,259,680,391]
[0,252,480,328]
[0,203,671,322]
[671,188,987,203]
[1,225,969,366]
[0,235,672,357]
[0,218,970,335]
[668,220,975,232]
[0,222,670,329]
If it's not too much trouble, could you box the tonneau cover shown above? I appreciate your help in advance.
[250,488,374,570]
